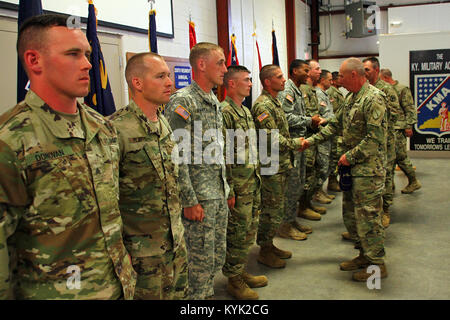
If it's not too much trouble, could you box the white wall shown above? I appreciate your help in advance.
[296,0,312,61]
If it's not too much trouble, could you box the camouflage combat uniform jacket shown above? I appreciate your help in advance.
[165,81,229,207]
[251,90,302,174]
[306,83,388,177]
[327,85,345,114]
[0,91,136,300]
[392,81,417,130]
[110,100,186,261]
[221,96,261,198]
[278,79,312,138]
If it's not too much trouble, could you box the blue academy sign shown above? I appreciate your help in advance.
[415,75,450,136]
[174,66,192,89]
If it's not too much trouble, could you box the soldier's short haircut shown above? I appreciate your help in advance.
[223,65,250,89]
[289,59,308,76]
[189,42,224,69]
[17,14,68,66]
[362,56,380,69]
[319,69,331,81]
[331,71,340,80]
[380,68,392,78]
[343,58,365,76]
[259,64,281,87]
[125,52,163,93]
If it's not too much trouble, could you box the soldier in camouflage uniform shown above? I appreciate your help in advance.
[380,69,421,196]
[326,71,345,193]
[315,70,336,202]
[278,59,323,241]
[0,15,136,299]
[252,65,304,269]
[165,43,229,300]
[110,53,188,300]
[299,60,328,219]
[363,58,402,228]
[220,66,267,300]
[302,58,388,282]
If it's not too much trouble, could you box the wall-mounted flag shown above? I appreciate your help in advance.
[149,9,158,53]
[272,29,280,66]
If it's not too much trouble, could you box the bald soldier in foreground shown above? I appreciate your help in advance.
[166,42,229,300]
[0,14,136,299]
[110,53,188,299]
[302,58,388,281]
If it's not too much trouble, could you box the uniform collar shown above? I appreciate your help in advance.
[25,90,101,142]
[286,79,301,96]
[352,82,370,103]
[191,80,218,106]
[261,89,281,107]
[128,99,161,136]
[224,96,246,118]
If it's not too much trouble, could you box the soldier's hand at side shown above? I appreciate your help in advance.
[319,117,327,126]
[338,154,350,166]
[405,128,413,137]
[227,197,236,210]
[311,115,321,128]
[184,204,205,222]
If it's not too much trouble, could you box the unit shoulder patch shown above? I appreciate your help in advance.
[286,94,294,103]
[257,112,269,122]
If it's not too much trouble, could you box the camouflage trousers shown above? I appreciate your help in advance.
[222,187,261,278]
[304,144,319,196]
[316,140,332,188]
[183,198,228,300]
[342,176,386,264]
[284,151,305,223]
[383,132,396,210]
[394,129,416,180]
[257,172,287,247]
[329,136,342,178]
[133,245,189,300]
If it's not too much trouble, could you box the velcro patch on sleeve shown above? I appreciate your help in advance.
[286,94,294,103]
[174,105,190,120]
[257,112,269,122]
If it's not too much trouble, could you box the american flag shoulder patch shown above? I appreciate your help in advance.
[257,112,269,122]
[286,94,294,103]
[174,105,190,120]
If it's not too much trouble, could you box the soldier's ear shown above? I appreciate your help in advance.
[131,77,143,92]
[24,49,42,75]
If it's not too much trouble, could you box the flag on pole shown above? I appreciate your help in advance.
[84,0,116,116]
[272,29,280,66]
[189,21,197,49]
[17,0,42,103]
[227,34,239,66]
[149,10,158,53]
[251,32,263,105]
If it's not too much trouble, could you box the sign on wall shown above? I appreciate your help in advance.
[410,49,450,151]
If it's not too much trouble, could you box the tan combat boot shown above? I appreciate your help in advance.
[277,222,307,240]
[320,189,336,200]
[340,253,371,271]
[381,208,390,228]
[313,190,332,204]
[257,245,286,268]
[227,275,259,300]
[401,178,422,194]
[293,220,313,234]
[270,243,292,259]
[327,175,341,192]
[242,271,268,288]
[298,207,322,220]
[352,264,388,282]
[310,204,327,215]
[341,231,355,241]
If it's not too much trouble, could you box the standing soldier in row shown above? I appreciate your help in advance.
[110,52,188,299]
[0,14,136,299]
[363,57,402,227]
[221,65,267,300]
[299,60,327,220]
[380,68,421,199]
[302,58,388,281]
[252,65,303,269]
[166,42,229,300]
[314,70,336,202]
[278,59,324,241]
[326,71,345,193]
